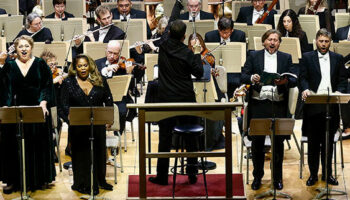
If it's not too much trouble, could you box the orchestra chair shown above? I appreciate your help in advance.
[0,37,6,52]
[113,19,147,48]
[298,15,320,44]
[231,1,274,21]
[334,41,350,57]
[334,13,350,31]
[42,18,86,42]
[107,75,134,152]
[274,14,281,31]
[32,41,72,64]
[145,53,158,82]
[254,36,302,64]
[247,24,272,50]
[106,103,124,184]
[0,0,19,15]
[183,20,215,44]
[51,106,63,172]
[0,15,23,43]
[239,103,272,184]
[83,40,130,61]
[234,23,248,43]
[42,0,86,18]
[215,65,228,102]
[163,0,187,18]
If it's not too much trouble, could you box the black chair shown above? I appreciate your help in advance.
[172,124,208,199]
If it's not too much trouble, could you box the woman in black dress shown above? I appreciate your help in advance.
[277,9,311,53]
[0,35,56,194]
[59,54,113,195]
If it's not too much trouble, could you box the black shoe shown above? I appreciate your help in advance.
[148,176,168,185]
[322,175,338,185]
[251,178,261,190]
[188,175,197,184]
[306,176,318,186]
[65,147,72,157]
[100,182,113,190]
[3,184,16,194]
[274,180,283,190]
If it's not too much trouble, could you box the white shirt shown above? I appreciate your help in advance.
[264,49,277,73]
[252,8,264,24]
[98,26,110,42]
[220,37,230,44]
[189,12,200,21]
[317,51,332,94]
[120,13,131,21]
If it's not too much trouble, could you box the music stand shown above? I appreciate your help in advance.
[0,106,45,200]
[249,118,294,200]
[305,93,350,200]
[69,106,113,200]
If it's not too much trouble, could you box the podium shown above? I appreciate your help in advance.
[69,106,113,200]
[0,106,45,200]
[305,93,350,199]
[249,118,294,200]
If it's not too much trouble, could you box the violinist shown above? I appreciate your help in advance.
[45,0,75,20]
[298,0,335,38]
[188,33,215,68]
[15,12,54,43]
[236,0,277,28]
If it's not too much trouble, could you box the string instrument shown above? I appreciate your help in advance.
[52,67,68,81]
[307,0,323,14]
[230,84,250,102]
[255,0,279,24]
[118,56,146,71]
[201,49,215,67]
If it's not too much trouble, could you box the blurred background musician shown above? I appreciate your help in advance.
[0,8,6,15]
[205,17,246,43]
[111,0,152,39]
[277,9,310,53]
[73,5,125,56]
[59,54,113,195]
[236,0,277,28]
[0,35,56,194]
[180,0,215,20]
[300,29,347,186]
[298,0,335,38]
[15,12,54,43]
[241,29,297,190]
[45,0,75,20]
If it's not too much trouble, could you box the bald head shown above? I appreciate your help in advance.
[106,40,121,64]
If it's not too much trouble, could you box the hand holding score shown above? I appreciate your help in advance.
[274,76,288,85]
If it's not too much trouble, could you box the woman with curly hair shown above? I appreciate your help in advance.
[277,9,310,53]
[59,54,113,195]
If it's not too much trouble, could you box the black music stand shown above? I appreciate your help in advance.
[249,118,294,200]
[305,93,350,200]
[69,106,113,200]
[0,106,45,200]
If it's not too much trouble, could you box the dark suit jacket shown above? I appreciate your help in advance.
[0,8,6,15]
[299,50,347,116]
[95,57,126,75]
[204,29,246,43]
[15,28,53,42]
[73,25,125,56]
[236,5,276,28]
[335,25,349,42]
[111,8,151,39]
[45,11,75,20]
[180,10,215,20]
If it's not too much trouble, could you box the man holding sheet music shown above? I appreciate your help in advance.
[179,0,215,21]
[299,28,348,186]
[241,29,297,190]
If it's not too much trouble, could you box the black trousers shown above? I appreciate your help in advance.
[304,112,338,177]
[156,116,199,177]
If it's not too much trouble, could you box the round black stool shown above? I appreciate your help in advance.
[172,124,208,199]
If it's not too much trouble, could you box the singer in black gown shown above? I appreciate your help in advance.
[59,54,113,195]
[0,36,56,194]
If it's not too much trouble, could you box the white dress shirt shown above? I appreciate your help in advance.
[189,12,200,21]
[220,37,230,44]
[264,49,277,73]
[317,51,332,94]
[120,13,131,21]
[252,8,264,24]
[98,26,110,42]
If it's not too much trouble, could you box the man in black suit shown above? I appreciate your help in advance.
[241,29,297,190]
[300,28,347,186]
[335,25,350,42]
[180,0,214,21]
[236,0,276,28]
[0,8,6,15]
[111,0,151,39]
[45,0,74,20]
[73,5,125,56]
[148,19,203,185]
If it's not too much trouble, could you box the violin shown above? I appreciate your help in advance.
[117,56,147,71]
[52,67,68,83]
[201,49,215,67]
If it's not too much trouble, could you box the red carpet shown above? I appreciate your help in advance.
[128,173,245,199]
